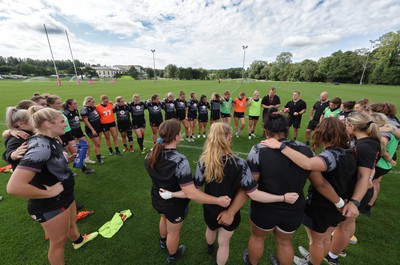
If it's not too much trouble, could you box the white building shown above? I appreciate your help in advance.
[92,66,124,78]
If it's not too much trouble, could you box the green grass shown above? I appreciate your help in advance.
[0,79,399,264]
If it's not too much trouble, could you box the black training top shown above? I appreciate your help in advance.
[188,99,199,114]
[261,95,281,115]
[311,100,330,121]
[81,106,101,129]
[175,99,188,117]
[114,104,131,122]
[284,99,307,118]
[162,100,176,119]
[129,101,146,117]
[198,101,210,115]
[17,135,75,215]
[354,137,381,169]
[3,130,34,170]
[309,148,357,206]
[194,155,258,213]
[146,101,163,122]
[63,109,81,130]
[144,148,193,212]
[210,99,221,111]
[247,139,313,208]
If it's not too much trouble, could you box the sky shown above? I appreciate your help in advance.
[0,0,400,69]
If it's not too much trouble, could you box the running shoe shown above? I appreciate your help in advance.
[123,147,127,153]
[116,151,122,156]
[203,134,206,138]
[73,232,99,250]
[160,238,166,250]
[98,159,105,164]
[109,151,114,156]
[141,147,147,155]
[248,135,251,140]
[294,256,308,265]
[100,155,106,159]
[242,248,250,265]
[298,246,310,261]
[83,168,96,174]
[130,148,134,153]
[207,243,214,254]
[84,158,96,164]
[251,133,256,137]
[235,131,240,137]
[166,245,186,263]
[270,254,280,265]
[197,134,201,138]
[324,254,339,265]
[349,235,358,244]
[339,249,347,257]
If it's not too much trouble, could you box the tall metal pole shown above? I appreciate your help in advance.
[151,49,156,83]
[241,45,248,84]
[44,24,61,86]
[360,40,374,85]
[65,30,80,85]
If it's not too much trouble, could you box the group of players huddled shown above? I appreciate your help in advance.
[3,86,400,265]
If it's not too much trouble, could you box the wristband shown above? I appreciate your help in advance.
[349,198,360,207]
[335,198,345,208]
[279,143,287,151]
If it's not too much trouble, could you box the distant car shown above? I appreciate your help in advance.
[333,82,340,85]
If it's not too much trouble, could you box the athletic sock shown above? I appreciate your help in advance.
[293,137,297,141]
[306,141,310,146]
[108,147,113,153]
[364,205,372,211]
[81,165,87,172]
[96,154,102,161]
[123,144,127,148]
[328,252,338,259]
[115,147,120,152]
[73,235,84,244]
[249,133,251,136]
[138,137,144,150]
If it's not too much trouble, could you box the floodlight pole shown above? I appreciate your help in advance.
[151,49,156,83]
[359,40,374,85]
[241,45,248,84]
[44,24,61,86]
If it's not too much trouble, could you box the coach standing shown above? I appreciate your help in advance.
[261,87,280,138]
[305,91,329,146]
[283,91,307,141]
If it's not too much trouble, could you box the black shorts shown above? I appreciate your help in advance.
[234,112,245,118]
[288,117,302,129]
[165,113,176,120]
[249,116,259,120]
[177,115,186,121]
[204,206,241,232]
[250,201,304,233]
[85,125,102,139]
[211,111,220,121]
[198,113,209,123]
[372,166,391,180]
[132,117,146,129]
[30,200,73,223]
[221,113,231,118]
[303,199,345,233]
[150,119,162,128]
[307,120,319,130]
[117,121,132,132]
[188,112,197,121]
[70,127,85,139]
[60,131,74,146]
[157,205,189,224]
[101,121,116,132]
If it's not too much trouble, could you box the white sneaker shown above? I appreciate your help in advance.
[248,136,251,140]
[251,133,256,137]
[84,158,96,164]
[298,246,310,261]
[294,256,308,265]
[203,134,206,138]
[197,134,201,138]
[236,132,239,138]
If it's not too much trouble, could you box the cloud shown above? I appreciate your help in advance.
[0,0,399,69]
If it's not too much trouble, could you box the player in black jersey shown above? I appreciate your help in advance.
[198,95,210,138]
[145,119,231,264]
[187,92,198,142]
[162,92,177,120]
[146,94,163,143]
[245,108,313,265]
[81,96,104,164]
[264,117,357,265]
[129,94,146,154]
[193,122,298,265]
[7,107,98,265]
[305,91,329,146]
[62,99,96,164]
[210,93,221,124]
[282,91,307,141]
[261,87,281,138]
[338,100,356,122]
[175,91,190,142]
[114,96,134,153]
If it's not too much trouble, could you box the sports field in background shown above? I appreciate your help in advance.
[0,79,399,264]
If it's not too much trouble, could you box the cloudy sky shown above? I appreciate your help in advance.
[1,0,399,69]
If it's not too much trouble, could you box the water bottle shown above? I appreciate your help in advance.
[73,140,88,168]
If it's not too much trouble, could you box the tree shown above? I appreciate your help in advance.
[128,66,139,79]
[164,64,178,79]
[248,60,268,79]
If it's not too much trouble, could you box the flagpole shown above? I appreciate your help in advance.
[65,29,80,85]
[43,24,61,86]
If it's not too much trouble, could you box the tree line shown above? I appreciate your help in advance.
[1,31,399,85]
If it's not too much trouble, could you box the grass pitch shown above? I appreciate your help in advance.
[0,79,399,264]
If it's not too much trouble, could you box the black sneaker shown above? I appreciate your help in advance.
[98,159,105,164]
[167,245,186,264]
[243,248,250,265]
[324,254,339,265]
[160,239,166,250]
[360,208,372,217]
[116,151,122,156]
[270,254,280,265]
[207,243,214,254]
[83,168,96,174]
[339,249,347,257]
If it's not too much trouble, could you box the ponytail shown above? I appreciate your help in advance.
[264,108,288,138]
